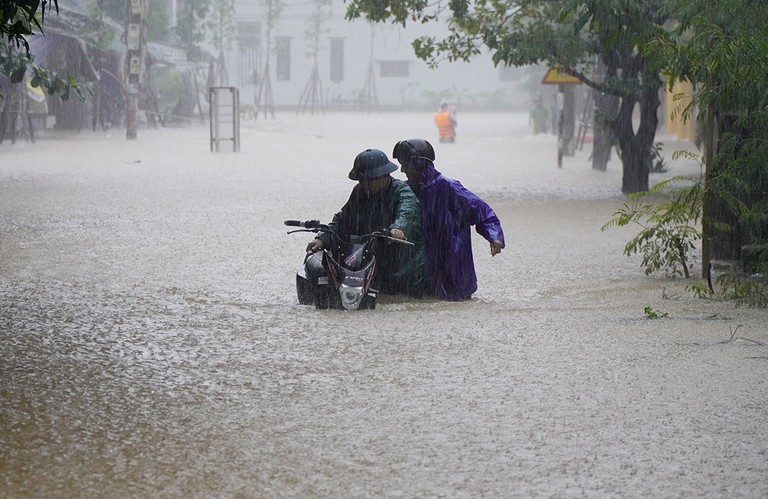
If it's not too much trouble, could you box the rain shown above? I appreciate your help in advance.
[2,110,767,496]
[2,1,768,497]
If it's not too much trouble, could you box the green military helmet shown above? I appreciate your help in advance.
[348,148,398,181]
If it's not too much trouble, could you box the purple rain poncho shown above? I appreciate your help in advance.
[408,161,505,300]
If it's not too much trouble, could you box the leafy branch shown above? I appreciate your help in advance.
[1,46,86,101]
[602,163,704,278]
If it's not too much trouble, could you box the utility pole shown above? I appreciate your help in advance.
[126,0,146,140]
[170,0,177,29]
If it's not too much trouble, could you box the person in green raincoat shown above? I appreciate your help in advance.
[306,149,426,298]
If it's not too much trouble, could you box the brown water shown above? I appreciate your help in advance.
[1,113,766,497]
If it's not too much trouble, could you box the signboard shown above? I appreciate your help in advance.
[542,67,582,85]
[26,77,46,103]
[127,23,140,50]
[129,56,141,75]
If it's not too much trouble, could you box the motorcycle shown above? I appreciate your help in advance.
[284,219,414,310]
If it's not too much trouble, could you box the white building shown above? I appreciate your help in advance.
[222,0,529,111]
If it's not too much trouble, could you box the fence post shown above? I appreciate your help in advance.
[209,87,240,152]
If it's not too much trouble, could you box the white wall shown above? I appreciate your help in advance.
[226,0,528,111]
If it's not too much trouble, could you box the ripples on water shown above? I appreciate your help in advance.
[2,114,765,497]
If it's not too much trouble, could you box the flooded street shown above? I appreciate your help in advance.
[2,112,767,497]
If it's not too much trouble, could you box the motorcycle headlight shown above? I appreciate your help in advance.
[339,283,364,310]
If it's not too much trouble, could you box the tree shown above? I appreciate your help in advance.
[255,0,284,119]
[175,0,212,48]
[345,0,671,194]
[652,0,768,285]
[94,0,169,44]
[298,0,332,114]
[203,0,235,86]
[1,0,58,51]
[1,0,84,100]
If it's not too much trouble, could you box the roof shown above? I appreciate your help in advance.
[27,33,99,81]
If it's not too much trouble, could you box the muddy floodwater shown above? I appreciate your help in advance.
[1,112,767,497]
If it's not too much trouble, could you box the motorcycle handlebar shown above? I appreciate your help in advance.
[284,221,414,246]
[369,231,415,246]
[284,219,320,229]
[390,237,415,246]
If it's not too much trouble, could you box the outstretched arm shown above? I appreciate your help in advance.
[452,182,506,252]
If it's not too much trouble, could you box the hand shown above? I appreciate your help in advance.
[389,228,406,241]
[306,238,324,253]
[490,240,503,256]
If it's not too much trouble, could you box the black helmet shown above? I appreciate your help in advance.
[348,148,398,180]
[392,139,435,165]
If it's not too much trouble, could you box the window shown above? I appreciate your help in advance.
[237,22,261,86]
[237,22,261,40]
[330,38,344,83]
[276,38,291,81]
[379,60,410,78]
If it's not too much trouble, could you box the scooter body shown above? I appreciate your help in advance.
[287,220,391,310]
[296,239,379,310]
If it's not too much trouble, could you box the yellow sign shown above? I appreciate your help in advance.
[541,67,582,85]
[26,77,46,103]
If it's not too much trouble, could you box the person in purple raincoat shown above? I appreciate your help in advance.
[392,138,505,301]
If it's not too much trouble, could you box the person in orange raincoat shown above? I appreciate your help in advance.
[434,101,457,143]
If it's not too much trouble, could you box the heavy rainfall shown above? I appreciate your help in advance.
[2,0,768,497]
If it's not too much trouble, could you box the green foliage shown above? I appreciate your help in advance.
[650,0,768,284]
[83,2,117,50]
[717,273,768,309]
[685,281,713,299]
[202,0,235,51]
[602,172,704,278]
[1,44,86,101]
[1,0,58,51]
[690,3,766,304]
[146,1,171,43]
[150,67,184,114]
[305,0,332,57]
[615,140,668,173]
[713,254,768,308]
[650,142,667,173]
[344,0,768,303]
[93,0,127,24]
[0,0,88,102]
[345,0,674,194]
[654,0,768,118]
[175,0,212,47]
[643,306,668,319]
[93,0,170,44]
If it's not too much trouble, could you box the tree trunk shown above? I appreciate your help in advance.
[701,103,716,278]
[592,90,619,171]
[705,114,749,265]
[703,112,768,276]
[614,75,661,194]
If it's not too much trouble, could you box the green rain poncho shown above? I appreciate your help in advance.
[317,176,426,297]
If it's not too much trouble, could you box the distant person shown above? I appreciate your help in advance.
[306,148,426,298]
[392,138,505,301]
[434,101,457,143]
[529,96,549,134]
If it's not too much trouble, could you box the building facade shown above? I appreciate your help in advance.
[224,0,527,111]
